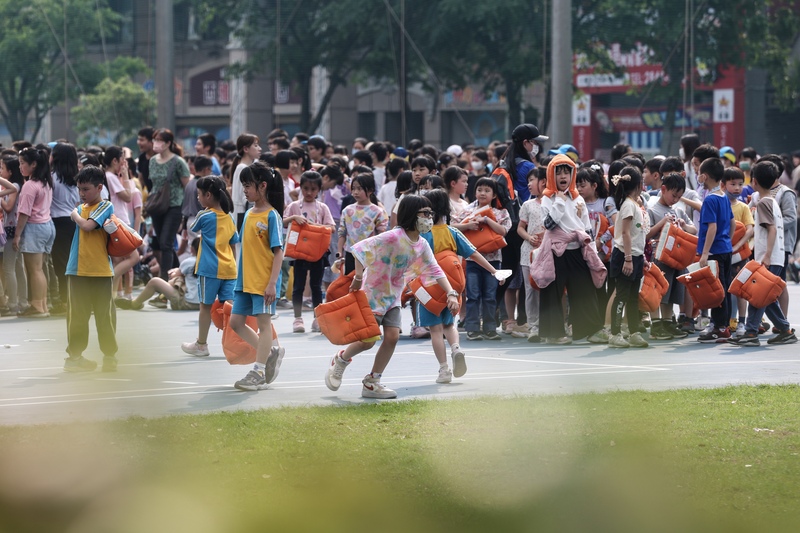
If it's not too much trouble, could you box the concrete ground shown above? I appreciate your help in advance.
[2,285,799,426]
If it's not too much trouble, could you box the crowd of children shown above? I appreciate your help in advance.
[1,126,798,399]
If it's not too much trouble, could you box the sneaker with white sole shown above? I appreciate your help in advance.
[181,341,210,357]
[767,330,798,345]
[451,347,467,377]
[264,345,286,384]
[628,332,649,348]
[325,350,351,391]
[587,328,609,344]
[608,333,630,348]
[311,319,320,332]
[436,366,453,384]
[362,374,397,399]
[293,317,305,333]
[234,369,267,391]
[545,336,572,345]
[735,323,746,337]
[64,355,97,372]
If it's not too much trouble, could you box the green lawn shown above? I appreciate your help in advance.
[1,385,799,532]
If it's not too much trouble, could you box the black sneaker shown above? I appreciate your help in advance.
[64,356,98,372]
[698,328,731,344]
[728,333,760,347]
[767,330,798,345]
[665,321,689,339]
[649,321,673,341]
[102,356,118,372]
[483,330,501,341]
[678,316,695,334]
[466,331,483,341]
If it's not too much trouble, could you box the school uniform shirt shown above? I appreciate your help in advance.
[647,200,693,248]
[421,224,476,258]
[351,227,445,316]
[519,199,544,267]
[66,200,114,277]
[454,202,512,262]
[105,171,131,226]
[180,256,200,304]
[753,196,784,266]
[338,203,389,253]
[613,198,646,256]
[697,192,734,255]
[235,208,283,295]
[192,207,240,280]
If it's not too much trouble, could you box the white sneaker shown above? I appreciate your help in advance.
[264,346,286,384]
[311,319,320,332]
[181,341,209,357]
[735,323,746,337]
[436,366,453,384]
[451,347,467,378]
[609,333,630,348]
[361,374,397,399]
[324,350,350,391]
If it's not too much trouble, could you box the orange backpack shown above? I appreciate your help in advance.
[677,261,725,311]
[731,220,752,264]
[461,207,507,253]
[655,222,698,270]
[210,300,279,365]
[284,221,332,262]
[325,270,355,302]
[104,214,143,257]
[408,250,465,315]
[491,168,516,201]
[315,290,382,345]
[728,260,785,309]
[638,263,669,313]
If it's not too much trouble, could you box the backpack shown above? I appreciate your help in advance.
[491,166,520,225]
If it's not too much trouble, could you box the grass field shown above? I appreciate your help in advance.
[1,384,799,532]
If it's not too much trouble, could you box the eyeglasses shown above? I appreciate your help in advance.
[417,209,434,218]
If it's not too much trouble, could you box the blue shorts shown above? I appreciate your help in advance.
[19,220,55,254]
[416,301,455,328]
[231,290,276,316]
[198,276,235,305]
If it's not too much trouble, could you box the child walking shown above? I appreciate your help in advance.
[64,166,118,372]
[336,173,388,274]
[179,176,239,356]
[231,162,286,391]
[324,195,460,399]
[608,167,649,348]
[283,170,335,333]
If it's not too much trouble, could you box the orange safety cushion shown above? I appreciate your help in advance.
[638,263,669,313]
[217,301,279,365]
[731,220,752,263]
[728,260,786,309]
[677,261,725,311]
[104,214,143,257]
[284,221,332,262]
[315,290,382,345]
[461,207,507,254]
[655,222,698,270]
[408,250,465,315]
[325,270,355,303]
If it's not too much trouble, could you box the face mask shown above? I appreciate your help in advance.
[416,217,433,234]
[529,144,539,159]
[725,190,739,200]
[679,148,685,160]
[153,140,165,153]
[471,161,484,172]
[739,162,751,171]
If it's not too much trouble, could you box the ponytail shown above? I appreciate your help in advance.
[196,175,233,214]
[241,161,284,216]
[611,166,643,210]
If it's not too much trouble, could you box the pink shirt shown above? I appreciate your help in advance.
[284,199,335,226]
[105,171,131,225]
[17,180,52,223]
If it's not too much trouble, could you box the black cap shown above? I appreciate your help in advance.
[511,123,549,143]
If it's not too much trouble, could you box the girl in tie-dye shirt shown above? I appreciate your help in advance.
[336,173,388,274]
[323,195,459,400]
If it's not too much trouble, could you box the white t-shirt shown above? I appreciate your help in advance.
[231,163,248,216]
[180,256,199,305]
[541,193,592,250]
[519,199,544,266]
[754,196,784,266]
[613,197,646,256]
[377,181,397,218]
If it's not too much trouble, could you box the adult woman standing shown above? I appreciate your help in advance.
[14,148,55,317]
[49,142,80,314]
[148,129,190,280]
[230,133,261,230]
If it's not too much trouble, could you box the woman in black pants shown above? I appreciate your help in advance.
[49,143,80,314]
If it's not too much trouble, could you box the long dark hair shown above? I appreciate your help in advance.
[51,143,79,187]
[1,156,24,187]
[240,161,284,216]
[19,147,53,188]
[351,173,379,205]
[196,175,233,213]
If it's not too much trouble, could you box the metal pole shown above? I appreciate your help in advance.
[400,0,406,145]
[155,0,175,131]
[550,0,572,144]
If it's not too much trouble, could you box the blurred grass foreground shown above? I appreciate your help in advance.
[1,384,799,533]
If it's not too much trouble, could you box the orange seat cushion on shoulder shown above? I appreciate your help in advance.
[220,301,279,365]
[638,263,669,313]
[461,208,507,253]
[408,250,465,314]
[677,261,725,311]
[105,214,143,257]
[315,290,382,345]
[284,221,333,262]
[728,260,785,309]
[325,271,355,303]
[731,221,752,263]
[655,223,698,270]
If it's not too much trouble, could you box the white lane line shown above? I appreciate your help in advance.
[640,359,800,368]
[162,381,199,385]
[17,377,59,380]
[467,355,670,371]
[95,378,132,382]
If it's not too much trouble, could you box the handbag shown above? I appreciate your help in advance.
[144,158,175,216]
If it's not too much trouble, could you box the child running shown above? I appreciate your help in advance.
[336,173,388,274]
[608,167,649,348]
[419,189,502,383]
[231,161,286,391]
[179,176,239,356]
[283,170,335,333]
[324,195,460,399]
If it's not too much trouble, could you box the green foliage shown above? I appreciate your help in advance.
[72,76,157,146]
[0,0,118,141]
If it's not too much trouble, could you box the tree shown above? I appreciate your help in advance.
[0,0,118,141]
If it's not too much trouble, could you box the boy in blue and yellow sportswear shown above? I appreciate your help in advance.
[64,166,118,373]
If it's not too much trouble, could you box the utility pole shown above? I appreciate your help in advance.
[550,0,572,145]
[156,0,175,131]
